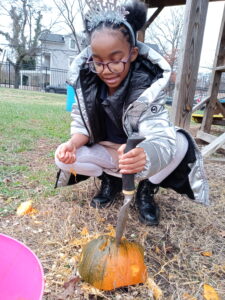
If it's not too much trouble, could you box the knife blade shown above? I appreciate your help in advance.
[115,136,145,245]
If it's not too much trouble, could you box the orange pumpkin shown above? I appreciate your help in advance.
[78,235,147,291]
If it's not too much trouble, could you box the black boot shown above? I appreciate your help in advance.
[90,173,122,208]
[136,179,160,226]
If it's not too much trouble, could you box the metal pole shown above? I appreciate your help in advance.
[45,67,48,87]
[9,62,10,88]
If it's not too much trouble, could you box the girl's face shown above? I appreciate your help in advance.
[90,28,138,95]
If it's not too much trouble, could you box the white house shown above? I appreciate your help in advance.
[17,32,85,90]
[38,32,81,71]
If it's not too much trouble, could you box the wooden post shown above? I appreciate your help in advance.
[171,0,209,129]
[201,6,225,133]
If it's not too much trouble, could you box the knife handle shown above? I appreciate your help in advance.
[122,136,145,192]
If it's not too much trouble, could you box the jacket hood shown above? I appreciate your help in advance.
[67,42,171,104]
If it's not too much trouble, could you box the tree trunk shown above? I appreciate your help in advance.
[14,66,21,89]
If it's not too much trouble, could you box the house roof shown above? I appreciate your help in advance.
[39,32,65,43]
[143,0,224,7]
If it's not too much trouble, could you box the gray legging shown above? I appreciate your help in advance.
[55,131,188,184]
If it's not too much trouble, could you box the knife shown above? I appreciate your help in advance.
[115,136,145,246]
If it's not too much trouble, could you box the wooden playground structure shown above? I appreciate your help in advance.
[143,0,225,158]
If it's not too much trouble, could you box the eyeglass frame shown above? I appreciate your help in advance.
[86,49,133,74]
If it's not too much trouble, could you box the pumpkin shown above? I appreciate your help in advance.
[78,235,147,291]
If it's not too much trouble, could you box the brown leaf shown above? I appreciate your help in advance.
[3,178,11,184]
[165,246,173,254]
[63,276,80,289]
[203,284,220,300]
[201,251,213,257]
[57,276,80,300]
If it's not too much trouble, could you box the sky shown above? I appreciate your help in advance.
[0,0,224,71]
[145,1,225,71]
[200,1,225,70]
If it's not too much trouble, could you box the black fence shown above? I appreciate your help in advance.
[0,62,68,91]
[166,72,225,100]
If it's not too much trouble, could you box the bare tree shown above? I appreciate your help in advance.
[145,7,184,73]
[53,0,87,53]
[0,0,44,88]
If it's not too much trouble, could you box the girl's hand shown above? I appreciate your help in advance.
[56,141,76,164]
[118,144,146,174]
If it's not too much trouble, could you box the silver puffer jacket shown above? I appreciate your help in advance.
[63,42,209,205]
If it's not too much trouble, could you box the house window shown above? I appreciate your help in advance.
[69,57,75,67]
[43,53,51,69]
[70,39,76,49]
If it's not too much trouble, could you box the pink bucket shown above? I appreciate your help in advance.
[0,233,44,300]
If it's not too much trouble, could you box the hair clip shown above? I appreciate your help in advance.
[86,0,118,11]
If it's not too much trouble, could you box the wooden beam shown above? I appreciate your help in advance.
[171,0,209,129]
[138,7,164,42]
[201,132,225,157]
[144,0,224,8]
[192,95,210,112]
[204,158,225,164]
[192,97,225,114]
[196,130,225,153]
[201,7,225,133]
[215,65,225,72]
[211,119,225,126]
[216,100,225,117]
[145,7,164,27]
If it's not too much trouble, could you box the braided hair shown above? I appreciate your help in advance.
[84,0,147,46]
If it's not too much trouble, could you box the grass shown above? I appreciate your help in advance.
[0,87,70,214]
[0,87,225,300]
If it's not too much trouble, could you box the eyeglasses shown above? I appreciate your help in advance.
[87,50,133,74]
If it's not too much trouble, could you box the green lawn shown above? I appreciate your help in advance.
[0,88,71,215]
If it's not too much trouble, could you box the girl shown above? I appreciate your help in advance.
[55,0,209,226]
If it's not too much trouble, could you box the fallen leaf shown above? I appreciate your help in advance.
[80,227,89,236]
[203,284,220,300]
[165,246,173,254]
[145,277,163,300]
[154,246,161,254]
[183,292,197,300]
[96,216,105,223]
[201,251,213,257]
[63,276,80,289]
[57,276,80,299]
[3,178,11,184]
[70,168,77,177]
[105,224,115,236]
[16,200,37,216]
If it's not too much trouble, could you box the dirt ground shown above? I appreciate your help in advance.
[1,125,225,300]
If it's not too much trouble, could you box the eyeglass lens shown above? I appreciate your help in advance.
[90,61,125,74]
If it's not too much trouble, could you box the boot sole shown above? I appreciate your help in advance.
[90,195,118,209]
[138,214,160,226]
